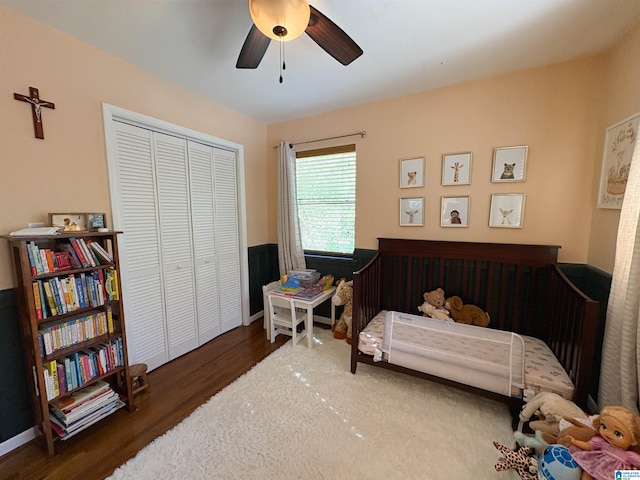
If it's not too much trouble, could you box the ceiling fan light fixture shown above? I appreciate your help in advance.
[249,0,310,41]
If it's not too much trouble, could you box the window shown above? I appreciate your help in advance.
[296,145,356,254]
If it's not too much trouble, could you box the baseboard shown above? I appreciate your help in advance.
[249,312,263,324]
[0,427,35,458]
[313,315,333,326]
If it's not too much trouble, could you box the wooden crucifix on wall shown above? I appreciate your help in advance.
[13,87,55,139]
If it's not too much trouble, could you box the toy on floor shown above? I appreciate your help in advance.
[541,416,597,448]
[538,444,581,480]
[417,287,452,321]
[568,405,640,480]
[493,441,538,480]
[519,391,588,437]
[445,295,490,327]
[512,432,582,479]
[332,278,353,344]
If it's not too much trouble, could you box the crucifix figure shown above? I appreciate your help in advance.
[13,87,55,139]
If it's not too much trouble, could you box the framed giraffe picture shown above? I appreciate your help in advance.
[399,197,424,226]
[442,152,472,185]
[489,193,525,228]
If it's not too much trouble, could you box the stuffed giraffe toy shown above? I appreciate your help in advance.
[332,279,353,344]
[493,441,538,480]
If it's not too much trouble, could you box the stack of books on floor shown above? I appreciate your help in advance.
[49,380,124,440]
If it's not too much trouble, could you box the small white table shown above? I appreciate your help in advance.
[267,286,336,349]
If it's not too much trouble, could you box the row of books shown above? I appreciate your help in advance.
[32,269,119,320]
[26,242,73,275]
[271,286,325,300]
[42,338,125,400]
[49,381,124,441]
[26,238,113,276]
[38,309,114,357]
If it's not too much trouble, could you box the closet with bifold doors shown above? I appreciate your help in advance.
[105,113,246,372]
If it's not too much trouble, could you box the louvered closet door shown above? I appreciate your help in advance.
[153,132,198,359]
[187,141,221,344]
[112,122,168,371]
[214,148,242,333]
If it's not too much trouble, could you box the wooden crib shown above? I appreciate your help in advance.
[351,238,599,412]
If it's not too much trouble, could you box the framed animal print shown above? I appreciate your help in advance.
[399,156,425,188]
[489,194,525,228]
[399,197,424,226]
[491,146,527,183]
[442,152,472,185]
[441,196,469,227]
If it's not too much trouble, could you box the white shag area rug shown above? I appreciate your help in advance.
[108,329,517,480]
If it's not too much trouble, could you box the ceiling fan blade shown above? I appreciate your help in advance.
[305,5,363,66]
[236,24,271,69]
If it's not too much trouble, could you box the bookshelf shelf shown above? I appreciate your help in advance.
[2,230,134,455]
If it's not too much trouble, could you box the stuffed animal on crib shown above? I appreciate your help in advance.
[444,296,490,327]
[519,391,588,437]
[332,279,353,344]
[567,405,640,480]
[417,288,452,321]
[493,441,538,480]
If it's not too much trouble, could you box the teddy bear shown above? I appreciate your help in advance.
[444,295,490,327]
[332,278,353,344]
[518,391,589,437]
[417,288,452,321]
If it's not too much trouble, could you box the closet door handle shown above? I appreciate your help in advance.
[177,264,182,269]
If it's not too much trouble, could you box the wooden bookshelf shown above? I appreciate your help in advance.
[2,231,134,455]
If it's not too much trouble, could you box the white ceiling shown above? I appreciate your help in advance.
[3,0,640,124]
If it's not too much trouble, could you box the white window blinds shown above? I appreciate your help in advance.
[296,145,356,254]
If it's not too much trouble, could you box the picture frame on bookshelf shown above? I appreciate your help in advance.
[49,213,88,232]
[87,213,107,231]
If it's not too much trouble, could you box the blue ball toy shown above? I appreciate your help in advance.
[538,445,581,480]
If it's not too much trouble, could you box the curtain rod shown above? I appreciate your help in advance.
[272,131,366,149]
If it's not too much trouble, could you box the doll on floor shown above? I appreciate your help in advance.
[567,405,640,480]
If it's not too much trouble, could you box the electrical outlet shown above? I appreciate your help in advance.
[28,222,45,228]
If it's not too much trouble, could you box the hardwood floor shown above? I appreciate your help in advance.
[0,319,288,480]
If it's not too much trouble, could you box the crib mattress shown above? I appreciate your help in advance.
[358,310,575,399]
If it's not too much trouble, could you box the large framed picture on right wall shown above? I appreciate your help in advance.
[597,111,640,209]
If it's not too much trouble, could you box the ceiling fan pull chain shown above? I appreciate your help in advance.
[279,40,286,84]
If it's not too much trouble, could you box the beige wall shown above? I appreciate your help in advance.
[268,56,606,263]
[587,23,640,273]
[0,7,269,290]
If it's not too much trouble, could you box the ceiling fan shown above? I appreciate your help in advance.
[236,0,363,70]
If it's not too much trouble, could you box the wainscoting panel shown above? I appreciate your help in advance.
[248,244,280,316]
[0,289,32,442]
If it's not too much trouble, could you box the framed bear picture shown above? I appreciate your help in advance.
[491,146,527,183]
[399,156,425,188]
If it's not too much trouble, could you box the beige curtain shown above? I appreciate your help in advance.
[599,135,640,414]
[277,141,306,276]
